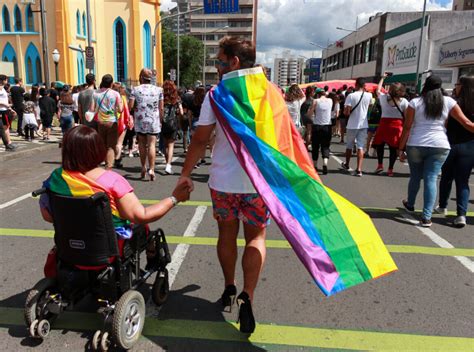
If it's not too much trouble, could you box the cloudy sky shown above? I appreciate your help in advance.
[161,0,453,67]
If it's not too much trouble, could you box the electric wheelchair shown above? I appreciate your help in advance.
[25,188,172,351]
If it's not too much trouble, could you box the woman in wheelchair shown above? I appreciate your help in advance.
[27,125,190,350]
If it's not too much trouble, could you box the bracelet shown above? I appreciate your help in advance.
[169,196,178,207]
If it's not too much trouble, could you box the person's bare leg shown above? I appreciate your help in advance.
[147,134,157,174]
[138,134,147,175]
[345,148,352,166]
[217,219,239,287]
[356,148,364,171]
[242,222,266,302]
[166,139,175,165]
[105,147,115,170]
[3,126,11,145]
[115,130,126,161]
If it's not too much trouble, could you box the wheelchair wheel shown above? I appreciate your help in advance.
[24,278,57,328]
[151,269,169,306]
[112,290,145,350]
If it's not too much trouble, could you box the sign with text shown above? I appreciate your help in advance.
[85,57,94,70]
[439,36,474,66]
[204,0,239,14]
[386,38,418,69]
[85,46,94,59]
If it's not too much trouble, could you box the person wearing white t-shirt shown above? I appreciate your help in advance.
[307,89,333,174]
[342,78,373,176]
[398,75,474,227]
[176,37,269,334]
[0,74,15,150]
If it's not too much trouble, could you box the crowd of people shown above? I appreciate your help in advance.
[284,73,474,228]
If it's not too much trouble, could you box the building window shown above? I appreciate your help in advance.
[2,42,18,83]
[113,17,127,82]
[25,43,41,84]
[26,5,34,31]
[2,6,11,32]
[142,21,151,68]
[369,37,378,61]
[82,12,86,36]
[77,52,85,84]
[76,10,80,35]
[14,5,22,32]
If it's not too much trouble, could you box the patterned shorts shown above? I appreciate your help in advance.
[210,189,271,228]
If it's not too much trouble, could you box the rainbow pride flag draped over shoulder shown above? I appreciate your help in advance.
[44,168,132,239]
[209,67,397,296]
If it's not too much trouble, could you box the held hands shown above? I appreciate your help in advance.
[398,150,407,162]
[172,176,194,203]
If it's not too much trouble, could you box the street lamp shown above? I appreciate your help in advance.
[52,49,60,81]
[202,24,229,86]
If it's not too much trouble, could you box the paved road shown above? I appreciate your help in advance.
[0,142,473,351]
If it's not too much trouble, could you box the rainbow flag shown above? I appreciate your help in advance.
[44,168,132,239]
[209,68,397,296]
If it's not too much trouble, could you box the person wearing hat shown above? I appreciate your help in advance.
[128,68,164,181]
[398,75,474,227]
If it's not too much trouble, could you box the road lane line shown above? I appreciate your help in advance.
[0,193,32,210]
[401,214,474,273]
[167,206,207,288]
[1,228,473,257]
[0,307,472,350]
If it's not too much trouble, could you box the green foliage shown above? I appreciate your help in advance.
[161,28,204,88]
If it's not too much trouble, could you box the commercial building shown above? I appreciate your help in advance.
[273,56,305,87]
[453,0,474,11]
[0,0,163,86]
[304,58,322,83]
[321,10,474,89]
[169,0,256,85]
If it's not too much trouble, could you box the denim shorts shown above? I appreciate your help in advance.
[346,128,368,150]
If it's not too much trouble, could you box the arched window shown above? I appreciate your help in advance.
[26,5,34,31]
[142,21,151,68]
[76,10,80,35]
[2,42,19,83]
[25,43,41,84]
[113,17,127,82]
[2,6,11,32]
[82,12,86,36]
[14,5,22,32]
[77,52,85,84]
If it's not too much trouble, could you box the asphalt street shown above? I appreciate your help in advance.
[0,141,473,351]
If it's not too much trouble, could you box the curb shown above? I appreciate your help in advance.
[0,142,58,162]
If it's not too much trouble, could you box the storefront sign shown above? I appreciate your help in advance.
[386,39,418,69]
[439,36,474,66]
[430,70,453,83]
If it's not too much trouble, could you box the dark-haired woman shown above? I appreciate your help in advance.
[39,125,190,229]
[161,80,183,175]
[300,86,315,148]
[436,75,474,228]
[398,75,474,227]
[373,74,409,176]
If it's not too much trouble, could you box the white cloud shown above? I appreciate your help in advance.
[160,0,176,11]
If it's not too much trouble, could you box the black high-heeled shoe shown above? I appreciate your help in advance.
[221,284,237,312]
[237,291,255,334]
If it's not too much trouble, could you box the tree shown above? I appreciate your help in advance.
[161,28,204,88]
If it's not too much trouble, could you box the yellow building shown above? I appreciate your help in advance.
[0,0,164,86]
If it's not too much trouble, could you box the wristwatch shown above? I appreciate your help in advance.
[170,196,178,206]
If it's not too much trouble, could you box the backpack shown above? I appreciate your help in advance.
[162,103,179,134]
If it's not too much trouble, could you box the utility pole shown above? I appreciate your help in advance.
[86,0,93,73]
[415,0,428,93]
[39,0,50,86]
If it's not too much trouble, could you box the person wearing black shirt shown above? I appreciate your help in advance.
[10,78,25,136]
[436,75,474,228]
[39,88,56,140]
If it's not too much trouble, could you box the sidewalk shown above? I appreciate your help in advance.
[0,127,62,162]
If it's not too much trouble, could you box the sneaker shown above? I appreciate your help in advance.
[354,170,362,177]
[5,144,16,151]
[237,292,255,334]
[402,200,415,213]
[374,165,384,174]
[420,218,432,227]
[453,215,466,228]
[387,169,394,177]
[165,164,173,175]
[434,207,448,216]
[322,165,328,175]
[340,162,351,171]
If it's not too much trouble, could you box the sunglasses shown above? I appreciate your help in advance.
[215,59,230,68]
